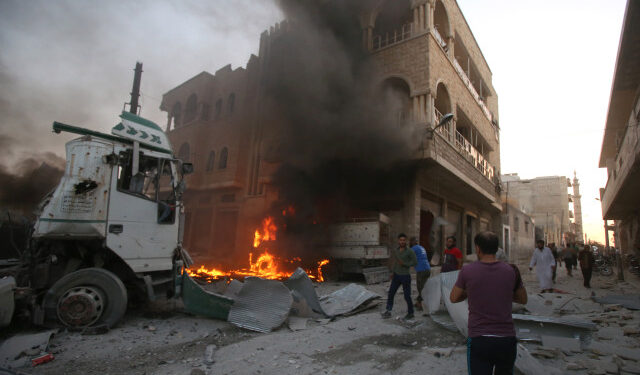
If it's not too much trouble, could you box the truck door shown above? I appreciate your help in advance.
[106,149,180,273]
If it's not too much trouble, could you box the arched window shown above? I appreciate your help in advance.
[178,143,190,163]
[434,0,451,49]
[228,93,236,114]
[218,147,228,169]
[380,77,411,125]
[215,99,223,119]
[206,151,215,172]
[185,94,198,123]
[172,102,182,128]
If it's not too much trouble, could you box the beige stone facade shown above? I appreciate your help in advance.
[502,173,579,246]
[160,0,502,263]
[599,0,640,256]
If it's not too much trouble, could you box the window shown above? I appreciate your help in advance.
[218,147,228,169]
[525,221,529,234]
[206,151,215,172]
[116,151,176,224]
[201,103,211,121]
[178,143,190,163]
[185,94,198,123]
[228,93,236,114]
[514,216,520,232]
[171,102,182,128]
[215,99,223,119]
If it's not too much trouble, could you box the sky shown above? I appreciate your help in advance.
[0,0,628,244]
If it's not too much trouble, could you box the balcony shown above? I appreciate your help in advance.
[372,23,413,51]
[453,58,493,123]
[433,28,447,50]
[601,120,640,218]
[434,109,495,181]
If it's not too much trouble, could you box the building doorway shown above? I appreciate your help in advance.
[420,210,435,261]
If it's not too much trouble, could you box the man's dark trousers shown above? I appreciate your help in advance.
[581,267,592,288]
[467,336,517,375]
[386,273,414,314]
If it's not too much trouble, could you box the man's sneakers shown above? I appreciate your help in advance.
[414,301,423,311]
[381,310,391,319]
[404,313,414,320]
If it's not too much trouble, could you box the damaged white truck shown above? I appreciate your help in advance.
[0,111,232,329]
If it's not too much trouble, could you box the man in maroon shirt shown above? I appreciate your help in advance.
[450,231,528,375]
[442,236,463,272]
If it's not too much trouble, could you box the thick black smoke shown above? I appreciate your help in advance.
[0,137,65,217]
[266,0,421,231]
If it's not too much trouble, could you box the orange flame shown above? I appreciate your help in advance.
[188,214,329,282]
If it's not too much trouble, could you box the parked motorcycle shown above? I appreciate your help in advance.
[594,254,614,276]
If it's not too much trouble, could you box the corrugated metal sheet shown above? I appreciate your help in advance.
[283,268,325,315]
[319,283,380,317]
[227,277,292,333]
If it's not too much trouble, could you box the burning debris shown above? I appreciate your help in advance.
[188,215,330,283]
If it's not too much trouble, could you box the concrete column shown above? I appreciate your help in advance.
[419,95,426,122]
[447,35,455,59]
[166,115,172,132]
[426,1,434,32]
[414,7,420,32]
[412,96,420,122]
[419,5,425,32]
[426,93,434,126]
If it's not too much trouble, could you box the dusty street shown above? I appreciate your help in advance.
[3,260,640,375]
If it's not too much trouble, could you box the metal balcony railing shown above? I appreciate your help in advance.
[453,58,493,123]
[372,23,413,51]
[433,28,447,50]
[433,108,495,181]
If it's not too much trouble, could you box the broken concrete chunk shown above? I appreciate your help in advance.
[204,344,217,364]
[621,365,640,375]
[566,362,588,371]
[541,335,581,352]
[623,327,640,336]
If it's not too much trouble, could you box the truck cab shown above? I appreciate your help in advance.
[22,111,193,328]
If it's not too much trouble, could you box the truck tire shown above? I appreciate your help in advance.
[43,268,127,328]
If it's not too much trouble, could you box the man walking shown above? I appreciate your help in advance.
[561,243,574,277]
[549,243,559,282]
[529,240,556,293]
[442,236,463,272]
[450,231,527,375]
[578,245,595,288]
[410,237,430,311]
[382,233,417,320]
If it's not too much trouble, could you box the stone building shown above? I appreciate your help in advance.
[502,173,578,246]
[599,0,640,257]
[160,0,502,263]
[501,201,535,264]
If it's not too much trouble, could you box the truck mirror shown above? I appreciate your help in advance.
[182,163,194,175]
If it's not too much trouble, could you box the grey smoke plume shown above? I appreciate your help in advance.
[0,137,65,216]
[266,0,421,226]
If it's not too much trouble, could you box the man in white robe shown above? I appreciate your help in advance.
[529,240,556,292]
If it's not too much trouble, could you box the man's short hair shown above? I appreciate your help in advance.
[446,236,456,243]
[397,233,407,239]
[474,231,499,255]
[536,239,545,245]
[409,236,418,243]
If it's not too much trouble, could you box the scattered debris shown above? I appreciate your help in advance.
[0,330,57,369]
[588,341,640,361]
[318,283,380,317]
[31,353,54,367]
[227,277,292,333]
[541,335,581,352]
[203,344,217,364]
[287,317,308,331]
[594,294,640,310]
[284,268,325,316]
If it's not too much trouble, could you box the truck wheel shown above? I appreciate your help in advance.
[43,268,127,328]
